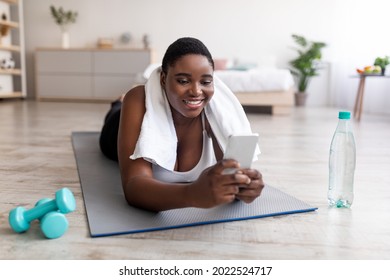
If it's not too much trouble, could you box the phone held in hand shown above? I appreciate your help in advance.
[222,134,259,174]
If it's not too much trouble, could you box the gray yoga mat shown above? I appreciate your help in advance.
[71,131,317,237]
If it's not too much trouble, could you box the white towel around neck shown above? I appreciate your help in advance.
[130,67,260,170]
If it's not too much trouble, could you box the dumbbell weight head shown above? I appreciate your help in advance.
[8,207,30,233]
[40,212,69,239]
[55,188,76,214]
[35,198,69,239]
[9,188,76,233]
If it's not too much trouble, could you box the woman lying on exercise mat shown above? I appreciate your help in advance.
[99,37,264,211]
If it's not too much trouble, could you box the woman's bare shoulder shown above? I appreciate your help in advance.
[118,85,146,133]
[123,85,145,106]
[120,85,146,123]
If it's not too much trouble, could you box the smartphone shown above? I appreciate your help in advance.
[222,134,258,174]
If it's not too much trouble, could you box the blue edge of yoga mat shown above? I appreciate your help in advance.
[71,132,318,238]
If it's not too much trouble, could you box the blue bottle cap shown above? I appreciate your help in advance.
[338,111,351,119]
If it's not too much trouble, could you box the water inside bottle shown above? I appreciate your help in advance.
[328,131,355,208]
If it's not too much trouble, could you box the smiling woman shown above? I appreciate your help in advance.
[161,54,214,119]
[99,37,264,212]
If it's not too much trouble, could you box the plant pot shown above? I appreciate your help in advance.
[295,92,308,106]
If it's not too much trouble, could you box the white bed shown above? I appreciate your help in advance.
[215,68,295,115]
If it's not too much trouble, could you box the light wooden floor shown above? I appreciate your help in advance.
[1,100,390,260]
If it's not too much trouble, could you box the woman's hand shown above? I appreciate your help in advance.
[186,159,254,208]
[235,168,264,203]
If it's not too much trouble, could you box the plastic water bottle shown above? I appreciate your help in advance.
[328,111,356,208]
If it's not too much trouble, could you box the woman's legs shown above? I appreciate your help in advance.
[99,99,122,161]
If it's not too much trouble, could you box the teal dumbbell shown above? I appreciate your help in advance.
[8,188,76,234]
[35,198,69,239]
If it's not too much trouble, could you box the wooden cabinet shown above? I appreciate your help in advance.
[0,0,26,99]
[35,48,152,101]
[92,50,151,99]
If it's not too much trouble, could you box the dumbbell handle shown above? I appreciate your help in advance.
[24,199,57,221]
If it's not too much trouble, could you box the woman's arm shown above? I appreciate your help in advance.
[117,86,188,211]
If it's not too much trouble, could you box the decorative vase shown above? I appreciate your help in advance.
[61,30,70,48]
[295,92,308,106]
[59,25,71,49]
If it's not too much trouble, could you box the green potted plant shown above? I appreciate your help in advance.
[374,56,389,75]
[50,6,78,48]
[289,34,327,106]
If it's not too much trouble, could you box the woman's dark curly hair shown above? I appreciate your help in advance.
[161,37,214,74]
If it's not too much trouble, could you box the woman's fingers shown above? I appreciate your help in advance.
[196,161,264,207]
[210,159,239,174]
[241,168,262,180]
[236,178,265,203]
[210,160,251,185]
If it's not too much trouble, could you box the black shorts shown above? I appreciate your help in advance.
[99,100,122,161]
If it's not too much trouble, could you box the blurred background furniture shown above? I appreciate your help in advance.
[215,68,295,115]
[35,48,152,101]
[353,74,390,121]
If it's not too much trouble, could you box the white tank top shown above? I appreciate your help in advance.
[152,114,217,183]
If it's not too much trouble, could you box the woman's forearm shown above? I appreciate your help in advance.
[123,176,192,212]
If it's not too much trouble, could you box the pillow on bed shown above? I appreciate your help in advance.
[228,63,257,71]
[214,59,228,70]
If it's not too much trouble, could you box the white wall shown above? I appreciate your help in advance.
[23,0,390,115]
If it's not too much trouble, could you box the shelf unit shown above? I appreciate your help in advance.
[35,48,152,101]
[35,48,152,102]
[0,0,25,99]
[0,19,19,28]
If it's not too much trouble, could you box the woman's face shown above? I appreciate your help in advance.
[161,54,214,119]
